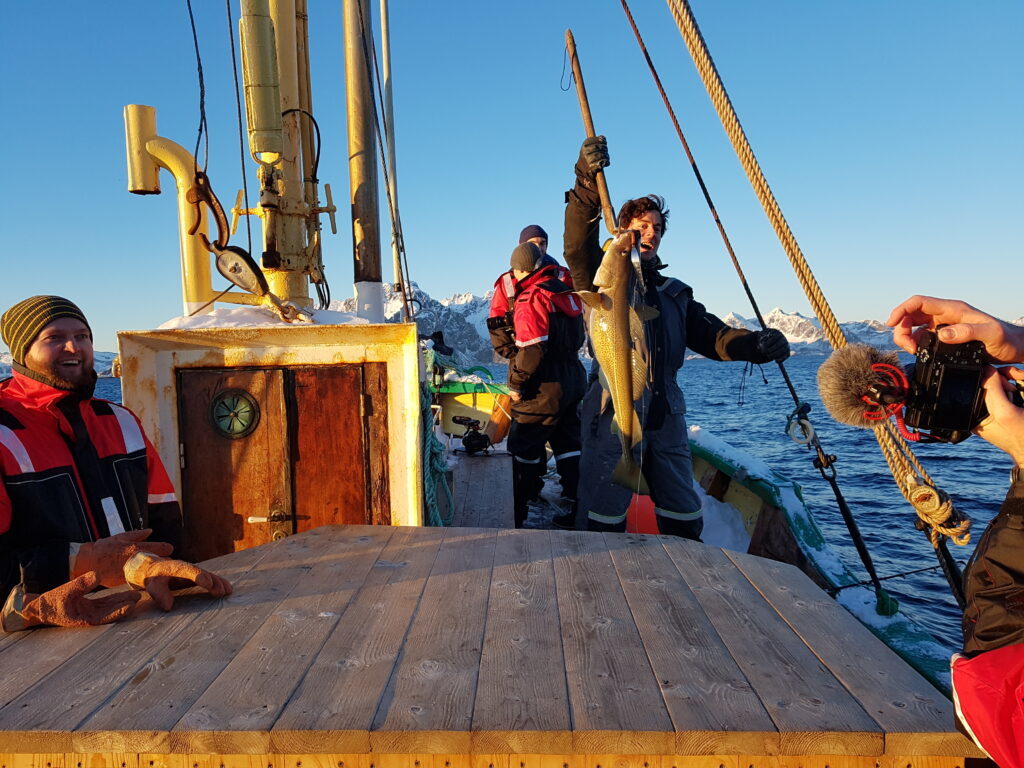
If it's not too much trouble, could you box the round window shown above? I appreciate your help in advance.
[210,389,261,439]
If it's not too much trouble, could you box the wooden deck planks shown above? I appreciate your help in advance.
[0,525,973,760]
[72,532,334,754]
[271,525,446,753]
[450,455,513,529]
[549,532,674,755]
[472,530,571,754]
[0,541,275,754]
[723,549,980,758]
[165,526,398,755]
[661,538,884,756]
[371,528,499,754]
[606,534,778,756]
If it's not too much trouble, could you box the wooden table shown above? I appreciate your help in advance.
[0,525,980,768]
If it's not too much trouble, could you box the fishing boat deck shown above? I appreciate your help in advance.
[0,525,980,766]
[449,452,514,527]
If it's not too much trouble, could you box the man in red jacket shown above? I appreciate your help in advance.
[501,243,586,528]
[488,225,573,360]
[0,295,230,631]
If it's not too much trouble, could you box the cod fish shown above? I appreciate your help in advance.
[577,231,657,494]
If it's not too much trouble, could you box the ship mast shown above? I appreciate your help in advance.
[343,0,385,322]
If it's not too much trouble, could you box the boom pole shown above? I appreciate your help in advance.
[343,0,384,322]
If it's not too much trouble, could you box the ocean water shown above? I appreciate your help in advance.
[678,355,1009,656]
[97,357,1010,656]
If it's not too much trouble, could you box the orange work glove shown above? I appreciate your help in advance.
[72,529,175,587]
[1,573,141,632]
[123,552,233,612]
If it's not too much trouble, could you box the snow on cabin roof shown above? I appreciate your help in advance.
[158,306,370,331]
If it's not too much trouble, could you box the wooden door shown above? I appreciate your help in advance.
[290,365,374,528]
[178,368,291,562]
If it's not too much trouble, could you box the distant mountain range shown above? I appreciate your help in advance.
[336,283,1023,365]
[1,290,1018,373]
[0,351,117,379]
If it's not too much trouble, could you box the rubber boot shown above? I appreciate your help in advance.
[552,498,577,530]
[554,453,580,507]
[656,514,704,542]
[512,457,542,528]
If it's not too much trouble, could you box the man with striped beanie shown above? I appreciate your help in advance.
[0,296,230,631]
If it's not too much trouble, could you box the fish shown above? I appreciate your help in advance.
[577,230,658,494]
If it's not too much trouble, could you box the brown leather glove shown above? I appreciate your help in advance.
[123,553,233,612]
[72,529,175,587]
[2,573,141,632]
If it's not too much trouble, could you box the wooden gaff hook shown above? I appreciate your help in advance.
[565,29,618,236]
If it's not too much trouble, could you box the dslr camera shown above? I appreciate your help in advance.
[899,328,1022,443]
[485,312,515,335]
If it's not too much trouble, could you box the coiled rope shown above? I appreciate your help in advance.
[420,380,453,527]
[663,0,970,553]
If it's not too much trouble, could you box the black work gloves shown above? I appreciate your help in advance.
[575,136,610,188]
[755,328,790,362]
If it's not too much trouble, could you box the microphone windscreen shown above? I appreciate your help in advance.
[817,344,902,428]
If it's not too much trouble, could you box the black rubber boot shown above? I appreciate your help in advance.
[513,458,541,528]
[656,514,704,542]
[552,498,577,530]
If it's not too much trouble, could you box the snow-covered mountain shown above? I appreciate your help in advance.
[433,294,905,362]
[351,288,1020,364]
[722,308,898,354]
[331,282,495,365]
[0,351,117,379]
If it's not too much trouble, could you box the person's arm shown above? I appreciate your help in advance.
[563,137,608,294]
[973,366,1024,468]
[886,295,1024,363]
[0,480,77,596]
[508,292,550,397]
[682,298,789,363]
[487,284,517,360]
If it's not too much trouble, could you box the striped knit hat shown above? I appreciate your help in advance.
[1,296,91,365]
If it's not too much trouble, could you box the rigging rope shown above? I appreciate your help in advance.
[662,0,971,572]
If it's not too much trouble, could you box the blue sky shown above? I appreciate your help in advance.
[1,2,1021,351]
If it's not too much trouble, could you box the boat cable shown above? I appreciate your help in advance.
[355,0,415,322]
[224,0,253,259]
[618,0,897,610]
[185,0,209,177]
[282,107,331,310]
[832,562,951,595]
[179,0,238,319]
[659,0,970,606]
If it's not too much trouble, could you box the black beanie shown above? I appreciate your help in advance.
[1,296,91,365]
[518,224,548,244]
[510,242,541,272]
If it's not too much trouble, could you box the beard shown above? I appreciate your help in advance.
[15,361,98,398]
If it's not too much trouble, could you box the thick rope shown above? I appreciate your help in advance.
[664,0,969,547]
[420,380,453,527]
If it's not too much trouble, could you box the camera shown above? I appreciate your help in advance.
[451,415,492,454]
[486,312,515,334]
[896,328,1023,443]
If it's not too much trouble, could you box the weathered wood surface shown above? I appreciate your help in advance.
[0,526,980,759]
[450,454,513,528]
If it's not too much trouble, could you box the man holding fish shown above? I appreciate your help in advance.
[564,137,790,539]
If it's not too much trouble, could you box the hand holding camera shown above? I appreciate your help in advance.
[887,295,1024,364]
[886,295,1024,462]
